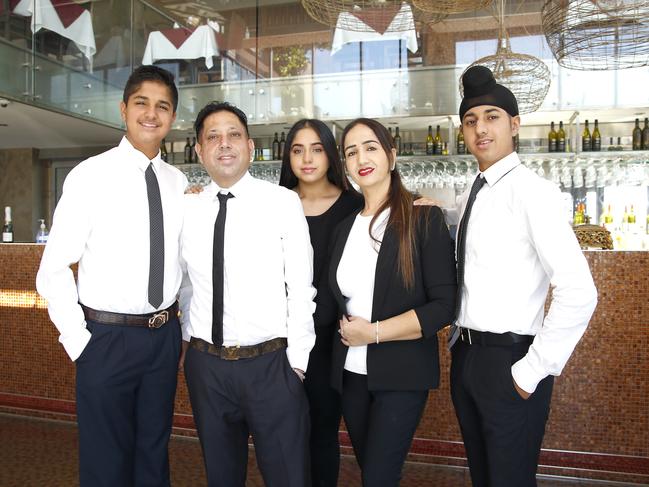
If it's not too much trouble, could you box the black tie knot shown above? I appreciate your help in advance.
[218,192,234,204]
[474,175,487,191]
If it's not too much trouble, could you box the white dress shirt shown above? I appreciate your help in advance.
[36,137,188,361]
[179,172,316,371]
[337,211,388,375]
[456,151,598,394]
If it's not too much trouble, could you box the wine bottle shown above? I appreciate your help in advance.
[607,137,616,151]
[582,120,591,152]
[442,142,449,155]
[394,127,402,155]
[2,206,13,243]
[557,121,566,152]
[456,130,466,154]
[191,138,196,163]
[628,205,636,225]
[573,202,585,225]
[591,120,601,151]
[184,137,192,164]
[160,139,168,162]
[605,205,614,225]
[600,204,614,229]
[433,125,443,155]
[272,132,280,160]
[279,132,286,159]
[548,122,557,152]
[632,118,642,150]
[426,125,434,155]
[513,133,520,152]
[642,118,649,150]
[622,206,630,232]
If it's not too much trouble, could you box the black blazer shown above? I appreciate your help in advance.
[324,205,457,393]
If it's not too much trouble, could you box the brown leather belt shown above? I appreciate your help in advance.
[190,336,287,361]
[81,302,179,329]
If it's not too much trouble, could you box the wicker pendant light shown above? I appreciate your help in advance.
[302,0,416,33]
[412,0,493,15]
[542,0,649,70]
[412,5,449,26]
[460,0,551,114]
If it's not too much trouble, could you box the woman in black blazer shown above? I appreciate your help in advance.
[325,118,456,486]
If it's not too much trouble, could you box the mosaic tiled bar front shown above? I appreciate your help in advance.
[0,244,647,484]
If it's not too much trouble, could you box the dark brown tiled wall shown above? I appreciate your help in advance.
[1,245,647,483]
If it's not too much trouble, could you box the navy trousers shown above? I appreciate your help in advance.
[451,339,554,487]
[184,345,311,487]
[75,317,181,487]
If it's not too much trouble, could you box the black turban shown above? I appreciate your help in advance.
[459,65,519,120]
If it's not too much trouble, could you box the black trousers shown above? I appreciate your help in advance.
[184,345,311,487]
[450,339,554,487]
[341,371,429,487]
[304,330,342,487]
[75,317,181,487]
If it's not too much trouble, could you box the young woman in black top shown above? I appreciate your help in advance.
[279,119,362,487]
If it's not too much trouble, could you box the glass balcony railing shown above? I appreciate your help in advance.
[0,38,123,127]
[2,0,649,130]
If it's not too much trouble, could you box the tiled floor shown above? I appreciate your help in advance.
[0,414,642,487]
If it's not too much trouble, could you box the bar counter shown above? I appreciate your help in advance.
[0,244,647,483]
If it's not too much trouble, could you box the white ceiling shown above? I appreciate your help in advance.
[0,99,124,150]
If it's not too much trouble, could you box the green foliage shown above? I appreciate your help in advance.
[273,46,309,77]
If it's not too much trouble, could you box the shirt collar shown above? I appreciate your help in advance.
[481,151,521,187]
[118,136,162,173]
[203,171,254,201]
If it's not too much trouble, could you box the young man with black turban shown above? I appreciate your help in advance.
[448,65,598,487]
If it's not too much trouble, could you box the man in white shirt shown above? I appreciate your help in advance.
[449,66,598,487]
[36,66,187,487]
[179,101,316,487]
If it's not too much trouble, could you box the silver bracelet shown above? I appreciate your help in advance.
[375,320,380,344]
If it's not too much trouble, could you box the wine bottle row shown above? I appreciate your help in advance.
[580,120,601,152]
[158,117,649,165]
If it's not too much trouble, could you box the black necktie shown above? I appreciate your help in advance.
[145,163,165,309]
[448,174,486,348]
[212,192,234,346]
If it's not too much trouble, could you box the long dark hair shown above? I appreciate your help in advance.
[341,118,422,289]
[279,119,349,191]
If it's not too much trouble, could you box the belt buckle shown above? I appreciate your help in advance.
[461,328,472,345]
[148,310,169,329]
[222,345,240,361]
